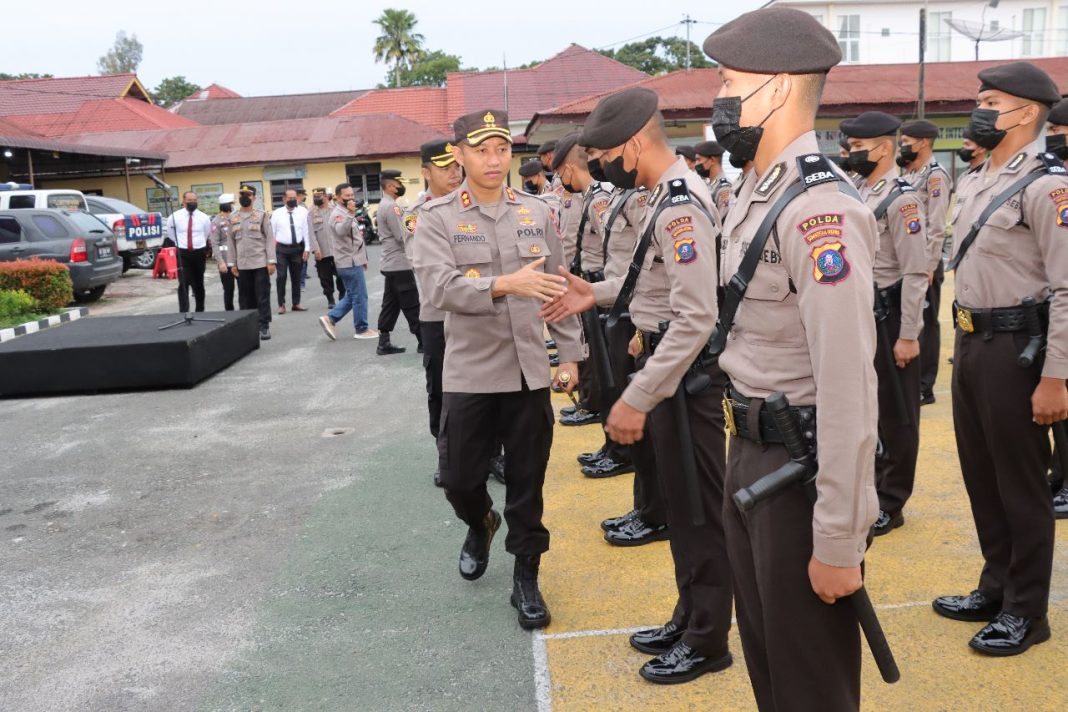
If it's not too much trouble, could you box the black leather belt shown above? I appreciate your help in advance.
[876,280,902,310]
[953,301,1048,335]
[723,387,817,445]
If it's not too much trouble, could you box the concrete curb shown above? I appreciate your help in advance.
[0,307,90,343]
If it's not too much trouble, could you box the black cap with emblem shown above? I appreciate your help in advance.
[675,145,696,160]
[840,111,902,138]
[695,140,725,158]
[551,131,582,172]
[537,139,556,156]
[1050,98,1068,127]
[420,140,456,167]
[579,87,660,150]
[453,109,512,145]
[899,119,939,139]
[381,169,402,181]
[702,7,841,74]
[518,159,544,178]
[978,62,1062,107]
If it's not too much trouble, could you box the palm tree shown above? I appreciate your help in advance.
[372,9,425,88]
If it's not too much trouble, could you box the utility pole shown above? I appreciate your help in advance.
[683,14,698,70]
[918,7,927,119]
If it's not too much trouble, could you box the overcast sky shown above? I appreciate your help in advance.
[5,0,768,96]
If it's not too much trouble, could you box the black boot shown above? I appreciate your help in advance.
[511,554,551,630]
[377,331,405,355]
[458,509,501,581]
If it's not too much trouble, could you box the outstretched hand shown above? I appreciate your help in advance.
[539,267,596,323]
[495,257,567,303]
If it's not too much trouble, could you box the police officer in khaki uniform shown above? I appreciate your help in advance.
[1046,99,1068,518]
[375,169,420,355]
[703,9,880,709]
[957,127,988,177]
[519,159,551,195]
[694,141,732,215]
[405,139,462,487]
[209,192,236,311]
[543,87,733,685]
[933,62,1068,657]
[225,184,276,340]
[308,188,344,308]
[841,112,928,536]
[412,109,584,630]
[675,144,697,170]
[898,120,951,406]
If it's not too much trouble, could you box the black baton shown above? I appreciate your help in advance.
[1018,296,1044,368]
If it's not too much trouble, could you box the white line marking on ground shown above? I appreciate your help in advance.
[533,632,552,712]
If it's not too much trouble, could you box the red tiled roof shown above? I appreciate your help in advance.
[60,113,447,170]
[4,98,199,138]
[172,90,368,125]
[331,86,449,131]
[184,83,242,101]
[0,73,148,116]
[0,116,167,160]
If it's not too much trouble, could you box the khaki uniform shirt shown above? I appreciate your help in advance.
[951,145,1068,380]
[406,192,445,322]
[905,160,952,272]
[589,157,721,413]
[330,204,369,269]
[859,169,929,341]
[412,181,584,393]
[224,209,275,270]
[719,132,879,568]
[576,185,612,274]
[209,212,232,270]
[602,188,649,281]
[307,204,333,258]
[711,175,733,217]
[556,186,584,265]
[377,194,411,272]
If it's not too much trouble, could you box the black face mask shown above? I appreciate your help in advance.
[696,164,710,179]
[968,106,1026,150]
[186,202,198,213]
[603,144,639,190]
[313,197,324,206]
[523,181,537,193]
[898,145,919,166]
[587,157,608,183]
[728,153,747,170]
[830,155,849,170]
[1045,133,1068,160]
[957,147,977,163]
[711,76,778,165]
[239,195,253,208]
[285,199,298,209]
[219,203,232,213]
[847,150,879,177]
[394,185,406,197]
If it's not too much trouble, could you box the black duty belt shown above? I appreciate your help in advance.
[723,387,817,445]
[583,270,605,284]
[954,301,1048,335]
[876,280,902,310]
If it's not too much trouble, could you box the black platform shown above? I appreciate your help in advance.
[0,311,260,397]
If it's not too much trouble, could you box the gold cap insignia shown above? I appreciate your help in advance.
[483,112,496,126]
[529,244,541,254]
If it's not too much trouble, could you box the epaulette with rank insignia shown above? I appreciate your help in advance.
[667,178,691,205]
[1038,152,1068,176]
[460,190,472,208]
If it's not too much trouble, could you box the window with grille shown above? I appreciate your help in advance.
[837,15,860,63]
[1023,8,1047,57]
[345,163,383,204]
[928,11,952,61]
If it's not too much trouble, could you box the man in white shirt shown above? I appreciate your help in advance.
[165,191,213,313]
[269,188,311,313]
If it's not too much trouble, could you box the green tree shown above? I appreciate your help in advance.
[153,76,201,108]
[372,9,425,88]
[0,72,53,80]
[599,37,711,75]
[97,30,143,74]
[398,50,461,87]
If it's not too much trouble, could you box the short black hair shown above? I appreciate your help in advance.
[183,190,196,200]
[335,182,352,195]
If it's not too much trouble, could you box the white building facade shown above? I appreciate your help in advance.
[769,0,1068,63]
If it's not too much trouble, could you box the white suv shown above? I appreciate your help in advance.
[84,196,165,272]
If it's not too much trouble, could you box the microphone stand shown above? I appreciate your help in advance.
[147,173,224,331]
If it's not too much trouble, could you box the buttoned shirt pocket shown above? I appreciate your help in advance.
[453,243,494,276]
[515,237,550,265]
[738,263,804,348]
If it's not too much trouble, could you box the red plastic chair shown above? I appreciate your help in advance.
[153,247,178,279]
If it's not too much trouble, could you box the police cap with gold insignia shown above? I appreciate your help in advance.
[537,139,556,155]
[840,111,902,138]
[420,139,456,167]
[579,87,659,150]
[702,7,841,74]
[694,140,724,158]
[239,184,257,195]
[978,62,1062,107]
[675,145,696,160]
[518,159,544,178]
[1049,98,1068,126]
[453,109,512,145]
[899,119,939,139]
[381,169,402,181]
[550,131,582,171]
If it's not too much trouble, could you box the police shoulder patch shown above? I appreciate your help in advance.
[403,213,418,234]
[1050,187,1068,229]
[674,236,697,264]
[665,215,694,239]
[796,213,844,244]
[899,201,921,235]
[810,242,851,285]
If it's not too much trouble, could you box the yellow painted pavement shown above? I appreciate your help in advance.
[538,277,1068,711]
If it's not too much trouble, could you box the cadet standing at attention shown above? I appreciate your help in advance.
[225,184,277,341]
[841,112,928,537]
[933,62,1068,657]
[703,8,880,709]
[544,87,733,685]
[405,139,463,487]
[519,159,551,195]
[1046,98,1068,518]
[694,140,733,215]
[898,120,951,406]
[412,109,584,630]
[376,169,421,355]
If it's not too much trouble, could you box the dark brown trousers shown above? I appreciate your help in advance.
[874,306,922,514]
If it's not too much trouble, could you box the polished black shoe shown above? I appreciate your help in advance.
[604,518,670,547]
[559,410,599,426]
[433,469,442,488]
[932,590,1002,622]
[920,390,936,405]
[560,405,577,417]
[488,454,506,485]
[582,457,635,479]
[458,509,501,581]
[969,613,1050,657]
[629,622,685,654]
[577,447,606,466]
[872,509,904,536]
[1053,486,1068,519]
[638,642,732,685]
[511,554,551,630]
[601,509,638,532]
[545,339,557,350]
[548,353,559,367]
[377,343,406,355]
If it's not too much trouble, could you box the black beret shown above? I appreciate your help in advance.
[694,140,724,157]
[978,62,1061,107]
[551,131,582,172]
[420,140,455,167]
[537,140,556,155]
[675,145,696,160]
[899,119,939,139]
[1050,98,1068,126]
[838,135,851,151]
[580,87,659,149]
[381,169,402,180]
[453,109,512,145]
[518,159,544,177]
[840,111,902,139]
[703,7,841,74]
